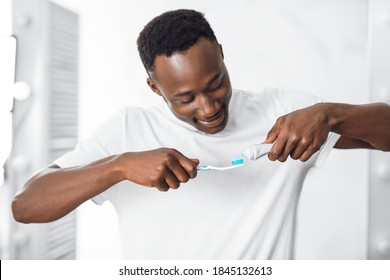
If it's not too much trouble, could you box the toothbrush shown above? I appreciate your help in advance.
[197,143,273,171]
[197,155,245,171]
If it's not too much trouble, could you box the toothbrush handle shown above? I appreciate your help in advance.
[197,165,211,171]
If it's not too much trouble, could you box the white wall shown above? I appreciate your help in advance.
[0,0,14,260]
[0,0,12,35]
[52,0,369,259]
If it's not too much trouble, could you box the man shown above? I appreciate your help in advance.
[12,9,390,259]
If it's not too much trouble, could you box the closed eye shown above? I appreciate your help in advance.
[178,96,195,104]
[207,79,223,92]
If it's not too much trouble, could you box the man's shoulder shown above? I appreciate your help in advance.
[233,87,321,113]
[232,87,282,106]
[120,104,164,119]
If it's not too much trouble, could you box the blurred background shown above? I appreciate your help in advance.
[0,0,389,259]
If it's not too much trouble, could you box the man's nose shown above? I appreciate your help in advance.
[196,94,220,118]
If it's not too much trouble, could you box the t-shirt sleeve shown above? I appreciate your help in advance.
[266,87,340,168]
[273,87,323,112]
[53,109,127,204]
[312,132,340,168]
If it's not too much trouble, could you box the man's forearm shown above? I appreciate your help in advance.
[325,102,390,150]
[12,155,125,223]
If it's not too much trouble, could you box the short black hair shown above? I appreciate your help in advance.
[137,9,218,73]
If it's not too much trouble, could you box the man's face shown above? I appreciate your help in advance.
[147,37,232,134]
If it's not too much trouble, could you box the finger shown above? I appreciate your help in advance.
[300,145,321,162]
[191,158,200,165]
[172,151,199,179]
[160,154,192,184]
[291,139,310,160]
[278,138,298,162]
[153,179,170,192]
[163,168,181,189]
[264,116,285,144]
[268,129,288,161]
[158,149,193,183]
[264,125,278,144]
[280,134,308,161]
[189,158,199,178]
[268,140,285,161]
[166,161,192,183]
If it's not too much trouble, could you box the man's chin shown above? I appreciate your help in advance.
[203,126,225,134]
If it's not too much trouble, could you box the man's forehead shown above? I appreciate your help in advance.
[152,40,222,80]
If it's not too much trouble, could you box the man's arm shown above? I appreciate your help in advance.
[12,148,199,223]
[264,102,390,162]
[327,103,390,150]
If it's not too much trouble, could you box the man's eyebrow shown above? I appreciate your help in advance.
[174,90,193,98]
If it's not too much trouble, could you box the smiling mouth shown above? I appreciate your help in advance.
[197,108,225,128]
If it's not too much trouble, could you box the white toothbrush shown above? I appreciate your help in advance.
[197,156,245,171]
[197,144,273,171]
[197,163,244,171]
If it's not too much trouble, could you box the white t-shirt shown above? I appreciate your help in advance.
[54,88,339,259]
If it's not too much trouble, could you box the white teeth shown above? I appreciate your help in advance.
[199,119,214,124]
[197,111,224,127]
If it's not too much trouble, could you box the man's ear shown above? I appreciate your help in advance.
[147,77,161,96]
[219,44,224,59]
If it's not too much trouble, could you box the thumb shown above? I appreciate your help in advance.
[191,158,200,165]
[263,127,278,144]
[189,158,200,179]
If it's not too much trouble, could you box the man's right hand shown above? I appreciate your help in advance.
[12,148,199,223]
[118,148,199,192]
